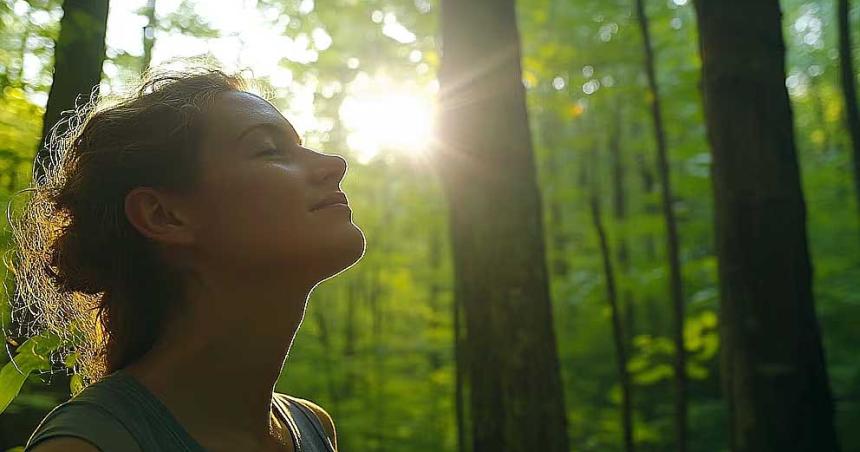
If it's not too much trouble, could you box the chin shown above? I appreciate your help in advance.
[319,225,366,281]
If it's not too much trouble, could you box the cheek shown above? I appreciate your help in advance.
[195,164,314,261]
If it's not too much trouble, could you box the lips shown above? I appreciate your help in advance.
[311,191,349,211]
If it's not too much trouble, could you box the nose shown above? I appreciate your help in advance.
[313,153,348,185]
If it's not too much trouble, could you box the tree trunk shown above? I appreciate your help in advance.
[694,1,840,451]
[436,1,570,451]
[634,1,687,450]
[36,0,110,182]
[590,196,635,452]
[839,0,860,214]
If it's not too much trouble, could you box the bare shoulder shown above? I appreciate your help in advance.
[28,436,101,452]
[289,396,338,451]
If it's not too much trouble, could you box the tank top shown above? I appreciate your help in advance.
[24,369,336,452]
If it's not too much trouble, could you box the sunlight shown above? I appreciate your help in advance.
[339,81,435,164]
[98,1,437,167]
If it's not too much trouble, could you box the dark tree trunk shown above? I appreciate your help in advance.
[590,196,635,452]
[694,1,840,451]
[36,0,109,182]
[839,0,860,213]
[436,1,570,451]
[634,1,688,450]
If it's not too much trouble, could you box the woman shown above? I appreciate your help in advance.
[12,65,363,451]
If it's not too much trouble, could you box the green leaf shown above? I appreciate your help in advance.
[0,352,46,414]
[70,373,84,395]
[64,351,78,368]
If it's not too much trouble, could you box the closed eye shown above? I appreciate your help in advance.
[258,147,284,157]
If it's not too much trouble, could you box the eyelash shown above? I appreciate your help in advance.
[260,147,284,156]
[258,141,303,158]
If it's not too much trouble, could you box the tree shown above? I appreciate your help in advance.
[590,195,635,452]
[435,1,570,450]
[694,1,840,450]
[838,0,860,215]
[35,0,109,182]
[634,0,688,449]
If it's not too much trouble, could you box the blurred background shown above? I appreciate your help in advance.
[0,0,858,451]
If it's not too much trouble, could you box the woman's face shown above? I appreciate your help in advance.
[180,91,365,286]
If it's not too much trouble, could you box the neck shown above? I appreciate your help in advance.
[122,268,317,448]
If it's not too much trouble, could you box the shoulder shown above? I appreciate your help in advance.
[281,394,338,450]
[25,402,141,452]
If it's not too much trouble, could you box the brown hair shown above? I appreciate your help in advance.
[7,63,249,391]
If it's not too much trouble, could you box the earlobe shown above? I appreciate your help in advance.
[124,187,194,245]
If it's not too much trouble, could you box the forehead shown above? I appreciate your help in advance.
[202,91,295,142]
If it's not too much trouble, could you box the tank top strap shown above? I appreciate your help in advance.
[275,393,336,452]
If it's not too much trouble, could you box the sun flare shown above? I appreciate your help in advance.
[339,83,435,164]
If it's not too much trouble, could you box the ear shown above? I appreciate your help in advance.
[124,187,195,246]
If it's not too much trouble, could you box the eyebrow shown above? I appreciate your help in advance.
[234,121,303,146]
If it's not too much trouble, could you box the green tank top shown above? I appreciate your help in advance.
[24,369,336,451]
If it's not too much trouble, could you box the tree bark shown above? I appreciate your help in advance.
[590,196,635,452]
[694,1,840,451]
[36,0,110,182]
[839,0,860,214]
[633,1,688,450]
[435,1,570,451]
